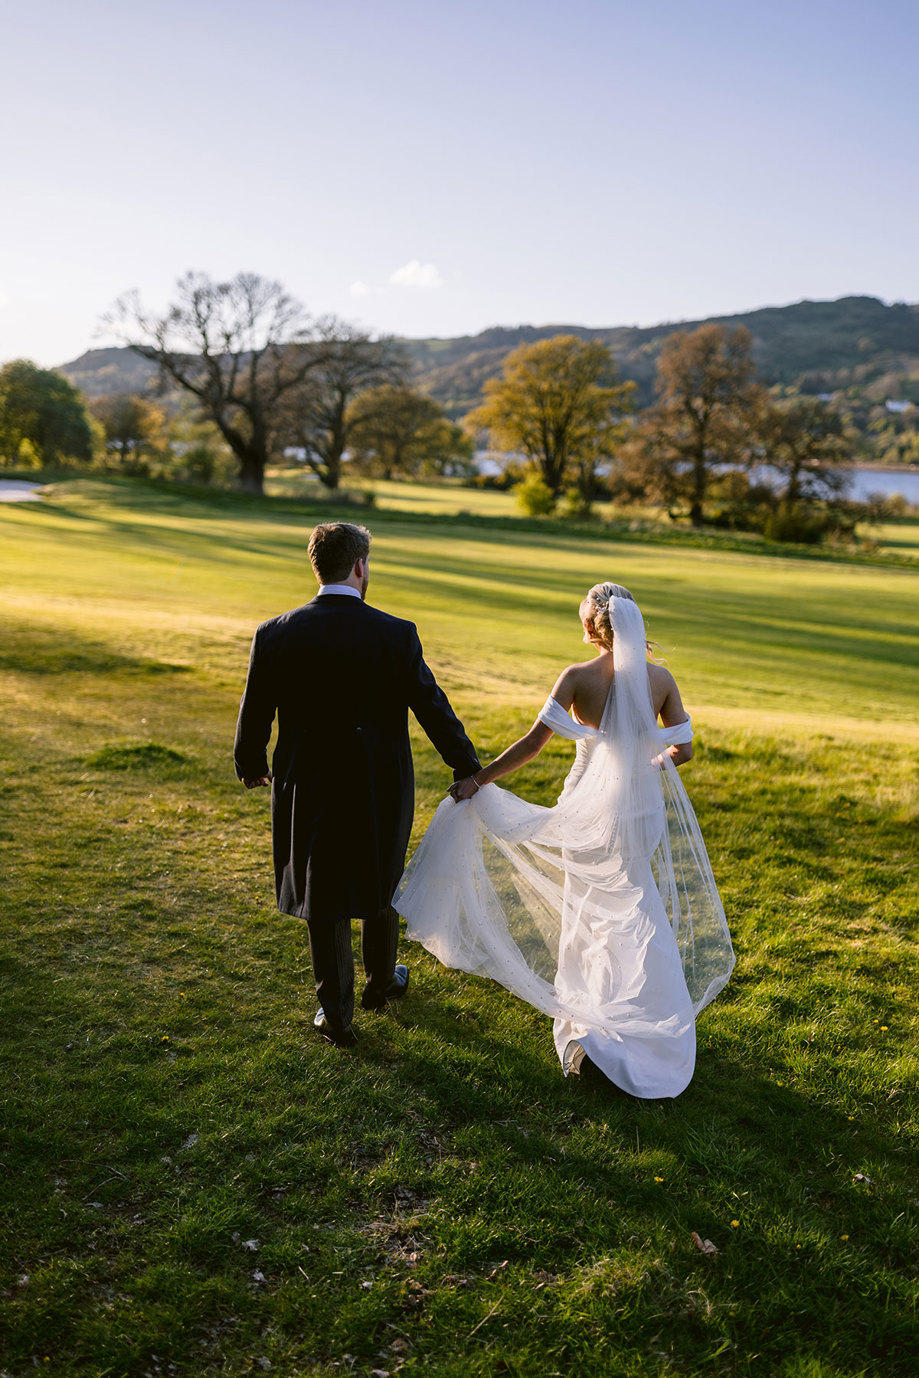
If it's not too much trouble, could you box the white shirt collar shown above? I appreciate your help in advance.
[316,583,362,599]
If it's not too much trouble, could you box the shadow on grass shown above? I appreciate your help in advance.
[32,474,919,572]
[1,908,916,1376]
[0,619,193,677]
[340,990,917,1369]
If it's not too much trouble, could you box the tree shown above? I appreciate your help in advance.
[465,335,636,504]
[280,325,406,489]
[620,325,761,527]
[89,393,167,470]
[107,271,327,494]
[0,359,93,468]
[346,384,474,480]
[757,395,851,512]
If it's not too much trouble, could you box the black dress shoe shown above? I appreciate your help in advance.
[313,1008,358,1048]
[361,963,410,1011]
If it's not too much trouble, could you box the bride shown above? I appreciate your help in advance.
[396,582,734,1099]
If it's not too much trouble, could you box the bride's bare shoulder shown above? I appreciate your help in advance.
[559,660,597,688]
[550,661,593,708]
[647,662,686,720]
[647,662,677,694]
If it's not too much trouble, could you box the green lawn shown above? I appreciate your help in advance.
[868,513,919,558]
[264,468,919,560]
[1,478,917,1377]
[265,471,520,519]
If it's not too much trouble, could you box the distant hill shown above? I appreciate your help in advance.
[60,296,919,420]
[402,296,919,415]
[61,347,161,399]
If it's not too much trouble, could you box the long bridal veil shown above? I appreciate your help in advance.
[396,594,734,1055]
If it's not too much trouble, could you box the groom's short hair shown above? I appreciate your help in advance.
[308,522,372,584]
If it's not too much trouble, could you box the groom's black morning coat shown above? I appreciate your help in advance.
[234,594,480,923]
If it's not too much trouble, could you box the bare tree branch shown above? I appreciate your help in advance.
[104,271,327,493]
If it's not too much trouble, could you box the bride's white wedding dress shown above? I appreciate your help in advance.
[396,597,734,1099]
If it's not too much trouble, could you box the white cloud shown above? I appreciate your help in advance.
[349,280,371,297]
[389,259,443,289]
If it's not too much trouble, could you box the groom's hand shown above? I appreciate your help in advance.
[243,774,272,789]
[448,776,480,802]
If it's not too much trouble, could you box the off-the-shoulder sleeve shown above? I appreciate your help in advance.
[655,716,693,748]
[537,695,599,740]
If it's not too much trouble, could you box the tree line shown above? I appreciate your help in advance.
[470,324,853,539]
[0,269,871,541]
[0,272,471,491]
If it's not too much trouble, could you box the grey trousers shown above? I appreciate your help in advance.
[307,905,400,1030]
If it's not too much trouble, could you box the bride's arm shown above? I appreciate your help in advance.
[449,669,576,801]
[653,666,693,767]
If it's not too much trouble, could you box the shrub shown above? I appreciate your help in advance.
[515,474,556,516]
[181,445,219,484]
[763,509,839,544]
[562,488,595,520]
[707,504,768,533]
[464,459,529,492]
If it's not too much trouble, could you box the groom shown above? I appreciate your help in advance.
[234,521,480,1047]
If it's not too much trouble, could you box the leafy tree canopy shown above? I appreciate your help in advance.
[0,359,93,468]
[466,335,635,502]
[347,385,473,481]
[620,325,762,527]
[90,394,168,468]
[757,394,852,511]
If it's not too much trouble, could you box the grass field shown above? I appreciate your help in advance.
[1,477,917,1377]
[263,469,919,560]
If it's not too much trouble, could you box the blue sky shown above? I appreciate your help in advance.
[2,0,916,365]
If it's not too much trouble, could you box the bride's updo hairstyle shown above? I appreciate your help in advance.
[580,581,635,649]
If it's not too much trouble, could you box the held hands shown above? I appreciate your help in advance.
[243,774,272,789]
[448,775,481,803]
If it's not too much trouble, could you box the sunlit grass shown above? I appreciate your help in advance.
[265,470,520,518]
[1,478,917,1377]
[865,513,919,556]
[264,467,919,561]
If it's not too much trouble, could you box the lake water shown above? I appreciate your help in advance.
[475,455,919,506]
[844,467,919,503]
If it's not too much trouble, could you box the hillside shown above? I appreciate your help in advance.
[61,346,161,399]
[402,296,919,415]
[60,295,919,423]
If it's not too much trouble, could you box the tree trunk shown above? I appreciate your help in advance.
[316,410,346,489]
[540,451,567,495]
[237,447,265,494]
[782,459,803,513]
[216,417,265,495]
[575,459,596,515]
[690,452,706,527]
